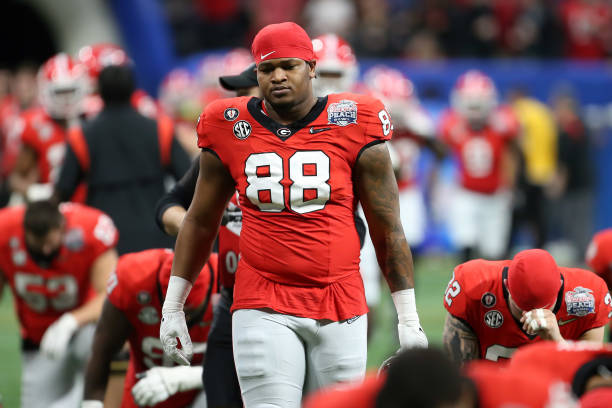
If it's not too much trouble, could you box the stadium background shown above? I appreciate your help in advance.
[1,0,612,406]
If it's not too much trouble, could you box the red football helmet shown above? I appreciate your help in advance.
[451,70,498,127]
[158,68,202,122]
[312,34,358,95]
[77,43,129,90]
[221,48,253,76]
[37,53,87,119]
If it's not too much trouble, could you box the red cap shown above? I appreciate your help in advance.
[507,249,561,311]
[251,22,314,65]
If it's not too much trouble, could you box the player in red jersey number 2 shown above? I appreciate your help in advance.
[160,22,427,407]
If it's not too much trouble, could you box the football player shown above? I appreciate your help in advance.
[0,199,118,408]
[586,228,612,290]
[443,249,611,364]
[77,43,158,119]
[311,33,358,96]
[9,54,88,201]
[82,249,217,408]
[160,22,426,407]
[438,70,520,261]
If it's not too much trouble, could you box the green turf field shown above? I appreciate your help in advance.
[0,255,457,406]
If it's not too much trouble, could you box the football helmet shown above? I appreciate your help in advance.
[37,53,87,120]
[363,65,416,130]
[77,43,129,91]
[312,33,358,95]
[451,70,498,128]
[158,68,202,122]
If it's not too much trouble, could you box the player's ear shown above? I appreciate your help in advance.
[307,60,316,79]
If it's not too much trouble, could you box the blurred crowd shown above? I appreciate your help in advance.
[165,0,612,59]
[0,39,600,263]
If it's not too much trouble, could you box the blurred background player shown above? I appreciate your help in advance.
[158,68,203,157]
[8,54,87,204]
[438,70,520,262]
[311,33,358,96]
[0,199,118,408]
[83,249,217,408]
[443,248,610,364]
[77,43,158,119]
[586,228,612,291]
[155,62,261,408]
[54,65,190,254]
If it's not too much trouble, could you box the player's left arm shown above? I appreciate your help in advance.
[71,248,119,326]
[355,141,426,348]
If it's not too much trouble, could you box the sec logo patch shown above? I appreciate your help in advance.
[224,108,239,121]
[233,120,251,140]
[484,310,503,328]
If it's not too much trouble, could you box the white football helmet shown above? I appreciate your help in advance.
[38,53,87,120]
[312,34,358,96]
[451,70,498,128]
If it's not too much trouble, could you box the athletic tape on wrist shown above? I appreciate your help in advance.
[391,288,420,326]
[162,276,192,312]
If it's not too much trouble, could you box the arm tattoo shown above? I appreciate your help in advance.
[443,314,479,364]
[356,142,413,291]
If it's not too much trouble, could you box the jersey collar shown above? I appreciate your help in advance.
[501,266,565,339]
[246,96,328,141]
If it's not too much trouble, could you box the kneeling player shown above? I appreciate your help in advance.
[82,249,217,408]
[0,200,118,408]
[443,249,611,363]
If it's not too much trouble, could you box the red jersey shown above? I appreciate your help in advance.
[438,106,519,194]
[443,259,611,362]
[197,93,391,321]
[509,341,612,384]
[0,203,118,344]
[218,194,241,289]
[303,374,383,408]
[586,228,612,289]
[466,361,578,408]
[17,107,68,183]
[106,249,218,408]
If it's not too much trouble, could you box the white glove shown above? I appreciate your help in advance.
[81,401,104,408]
[392,289,428,349]
[40,313,78,360]
[160,276,193,365]
[132,366,204,406]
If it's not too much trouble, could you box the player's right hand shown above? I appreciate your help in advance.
[40,312,78,360]
[160,307,193,365]
[398,323,428,349]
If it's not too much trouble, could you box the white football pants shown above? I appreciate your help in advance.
[448,187,512,259]
[232,308,367,408]
[21,324,95,408]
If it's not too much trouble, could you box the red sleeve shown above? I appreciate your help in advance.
[492,106,520,141]
[18,116,37,148]
[591,275,612,329]
[586,231,612,276]
[106,266,128,311]
[362,96,392,146]
[437,110,456,147]
[79,206,119,258]
[443,263,477,327]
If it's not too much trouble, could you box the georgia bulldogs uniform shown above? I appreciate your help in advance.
[509,340,612,383]
[197,92,391,321]
[16,107,69,185]
[218,194,241,289]
[107,249,218,408]
[0,203,118,344]
[438,106,519,259]
[466,360,578,408]
[444,259,611,362]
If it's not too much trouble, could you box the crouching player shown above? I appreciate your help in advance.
[82,249,217,407]
[0,200,118,408]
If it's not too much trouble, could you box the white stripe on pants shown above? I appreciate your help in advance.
[232,308,367,408]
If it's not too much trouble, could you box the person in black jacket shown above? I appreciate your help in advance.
[55,65,190,254]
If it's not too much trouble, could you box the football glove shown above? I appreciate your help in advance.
[132,366,204,406]
[40,313,78,360]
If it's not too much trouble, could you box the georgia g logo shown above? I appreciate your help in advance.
[233,120,252,140]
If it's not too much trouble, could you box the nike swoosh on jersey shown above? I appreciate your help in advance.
[557,318,578,326]
[309,127,331,134]
[260,51,276,59]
